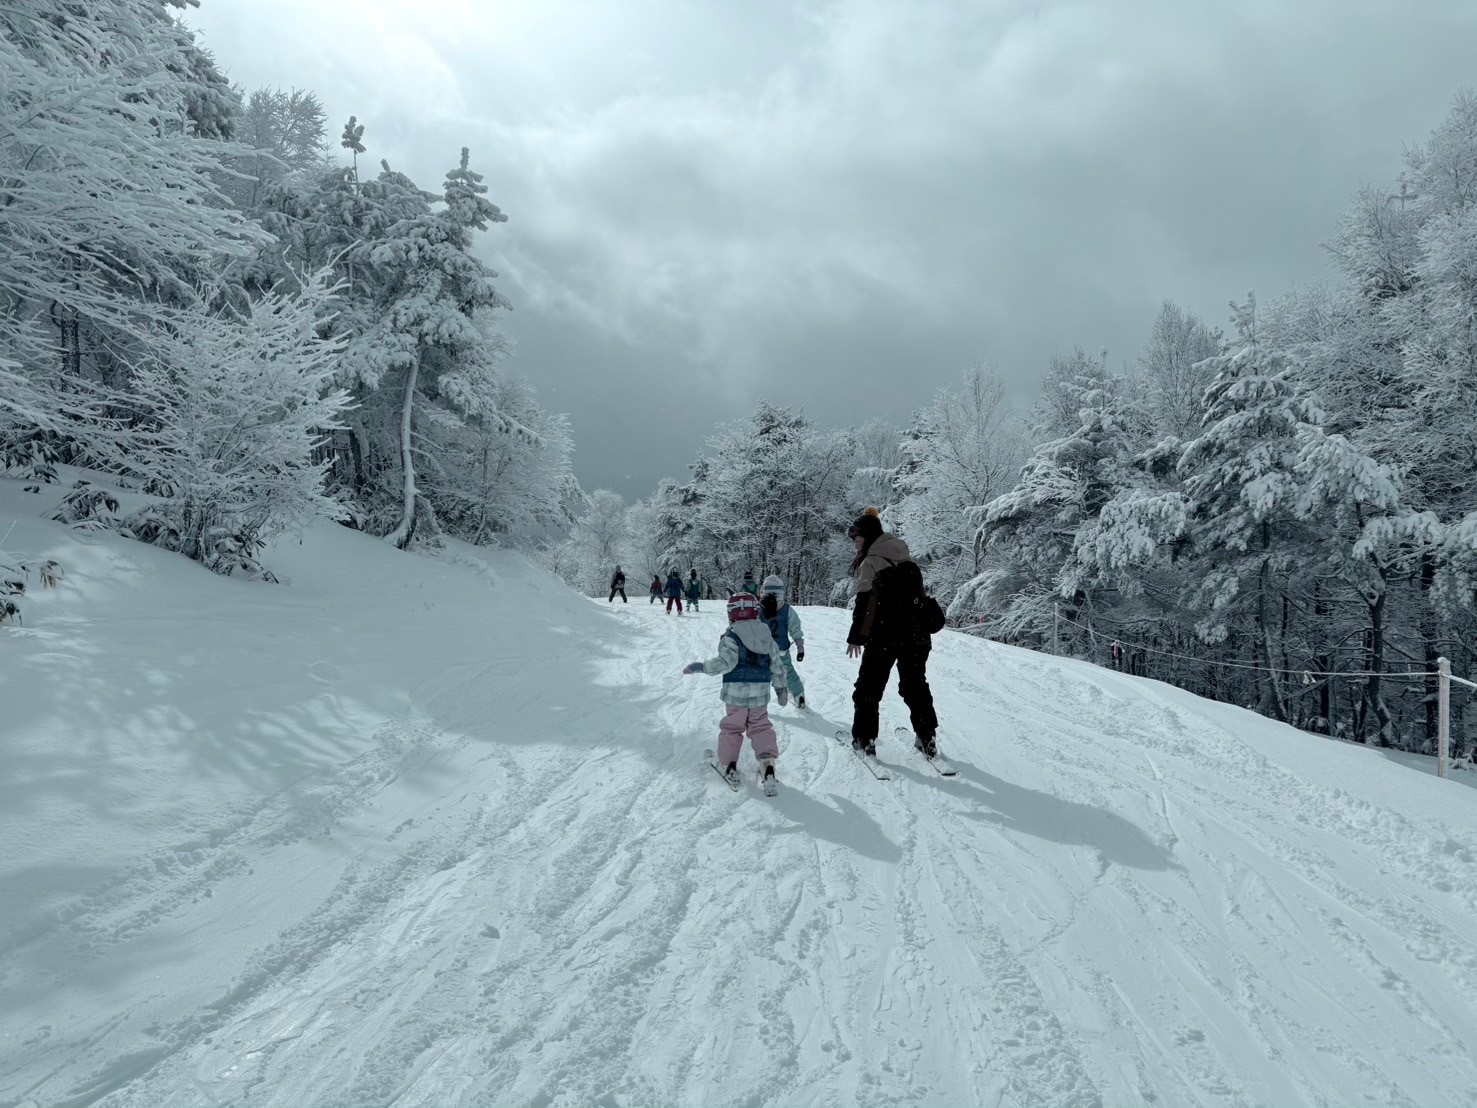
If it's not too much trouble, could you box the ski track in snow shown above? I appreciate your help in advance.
[4,531,1477,1106]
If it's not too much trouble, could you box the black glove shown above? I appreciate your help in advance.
[796,649,804,662]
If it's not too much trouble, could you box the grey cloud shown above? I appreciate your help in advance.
[187,0,1477,499]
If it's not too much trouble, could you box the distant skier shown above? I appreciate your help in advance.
[664,569,685,615]
[739,569,759,597]
[686,569,703,613]
[759,574,806,709]
[608,565,627,603]
[683,591,792,791]
[649,575,664,604]
[845,508,941,760]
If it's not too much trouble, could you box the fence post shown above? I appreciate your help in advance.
[1437,656,1450,779]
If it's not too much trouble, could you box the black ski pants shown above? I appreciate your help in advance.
[851,635,938,743]
[609,587,627,602]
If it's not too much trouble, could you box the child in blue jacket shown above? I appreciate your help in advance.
[759,575,806,709]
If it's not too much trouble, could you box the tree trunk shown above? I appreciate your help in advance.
[1257,556,1289,722]
[386,361,419,549]
[1420,553,1440,753]
[1313,579,1331,734]
[1363,585,1393,746]
[348,427,366,493]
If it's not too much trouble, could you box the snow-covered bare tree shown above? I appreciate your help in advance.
[222,86,330,210]
[893,365,1027,607]
[423,376,575,546]
[848,417,904,513]
[116,273,351,576]
[559,489,628,595]
[1136,301,1222,442]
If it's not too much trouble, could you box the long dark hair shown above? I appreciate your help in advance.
[760,592,779,619]
[849,533,878,575]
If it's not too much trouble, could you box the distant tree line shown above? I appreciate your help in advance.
[555,93,1477,760]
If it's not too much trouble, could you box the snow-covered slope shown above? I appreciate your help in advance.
[3,488,1476,1108]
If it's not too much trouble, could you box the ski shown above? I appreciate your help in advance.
[835,730,890,780]
[704,748,741,791]
[895,726,956,775]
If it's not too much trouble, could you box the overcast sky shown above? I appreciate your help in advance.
[185,0,1477,500]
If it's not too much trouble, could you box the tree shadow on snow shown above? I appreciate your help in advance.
[946,758,1176,872]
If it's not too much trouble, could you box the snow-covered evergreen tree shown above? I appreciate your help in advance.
[1171,296,1323,720]
[964,383,1139,644]
[0,0,262,422]
[686,403,853,602]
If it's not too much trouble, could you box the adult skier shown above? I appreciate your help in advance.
[608,565,627,603]
[845,508,940,759]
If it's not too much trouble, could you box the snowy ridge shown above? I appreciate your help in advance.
[3,491,1477,1107]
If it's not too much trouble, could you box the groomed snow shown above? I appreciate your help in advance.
[3,482,1476,1108]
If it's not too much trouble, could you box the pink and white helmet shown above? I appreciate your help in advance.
[726,592,761,622]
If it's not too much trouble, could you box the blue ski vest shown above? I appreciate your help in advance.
[763,604,792,650]
[721,629,772,685]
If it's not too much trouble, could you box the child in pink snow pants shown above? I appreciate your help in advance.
[682,591,792,787]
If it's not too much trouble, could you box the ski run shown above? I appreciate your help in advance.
[4,487,1477,1108]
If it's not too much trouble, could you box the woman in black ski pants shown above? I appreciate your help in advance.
[845,509,940,759]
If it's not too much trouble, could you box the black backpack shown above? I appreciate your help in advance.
[873,558,947,637]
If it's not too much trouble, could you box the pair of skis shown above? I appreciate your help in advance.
[832,727,957,778]
[705,749,778,796]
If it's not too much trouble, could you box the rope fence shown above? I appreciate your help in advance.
[959,607,1469,780]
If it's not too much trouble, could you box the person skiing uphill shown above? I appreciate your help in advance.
[686,569,703,613]
[683,592,792,791]
[649,574,663,604]
[846,508,941,759]
[608,565,627,603]
[664,569,685,615]
[759,574,806,709]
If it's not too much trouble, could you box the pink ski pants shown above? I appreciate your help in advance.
[717,704,779,766]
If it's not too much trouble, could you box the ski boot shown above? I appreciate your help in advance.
[852,736,877,758]
[724,761,740,788]
[914,732,938,759]
[759,758,778,796]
